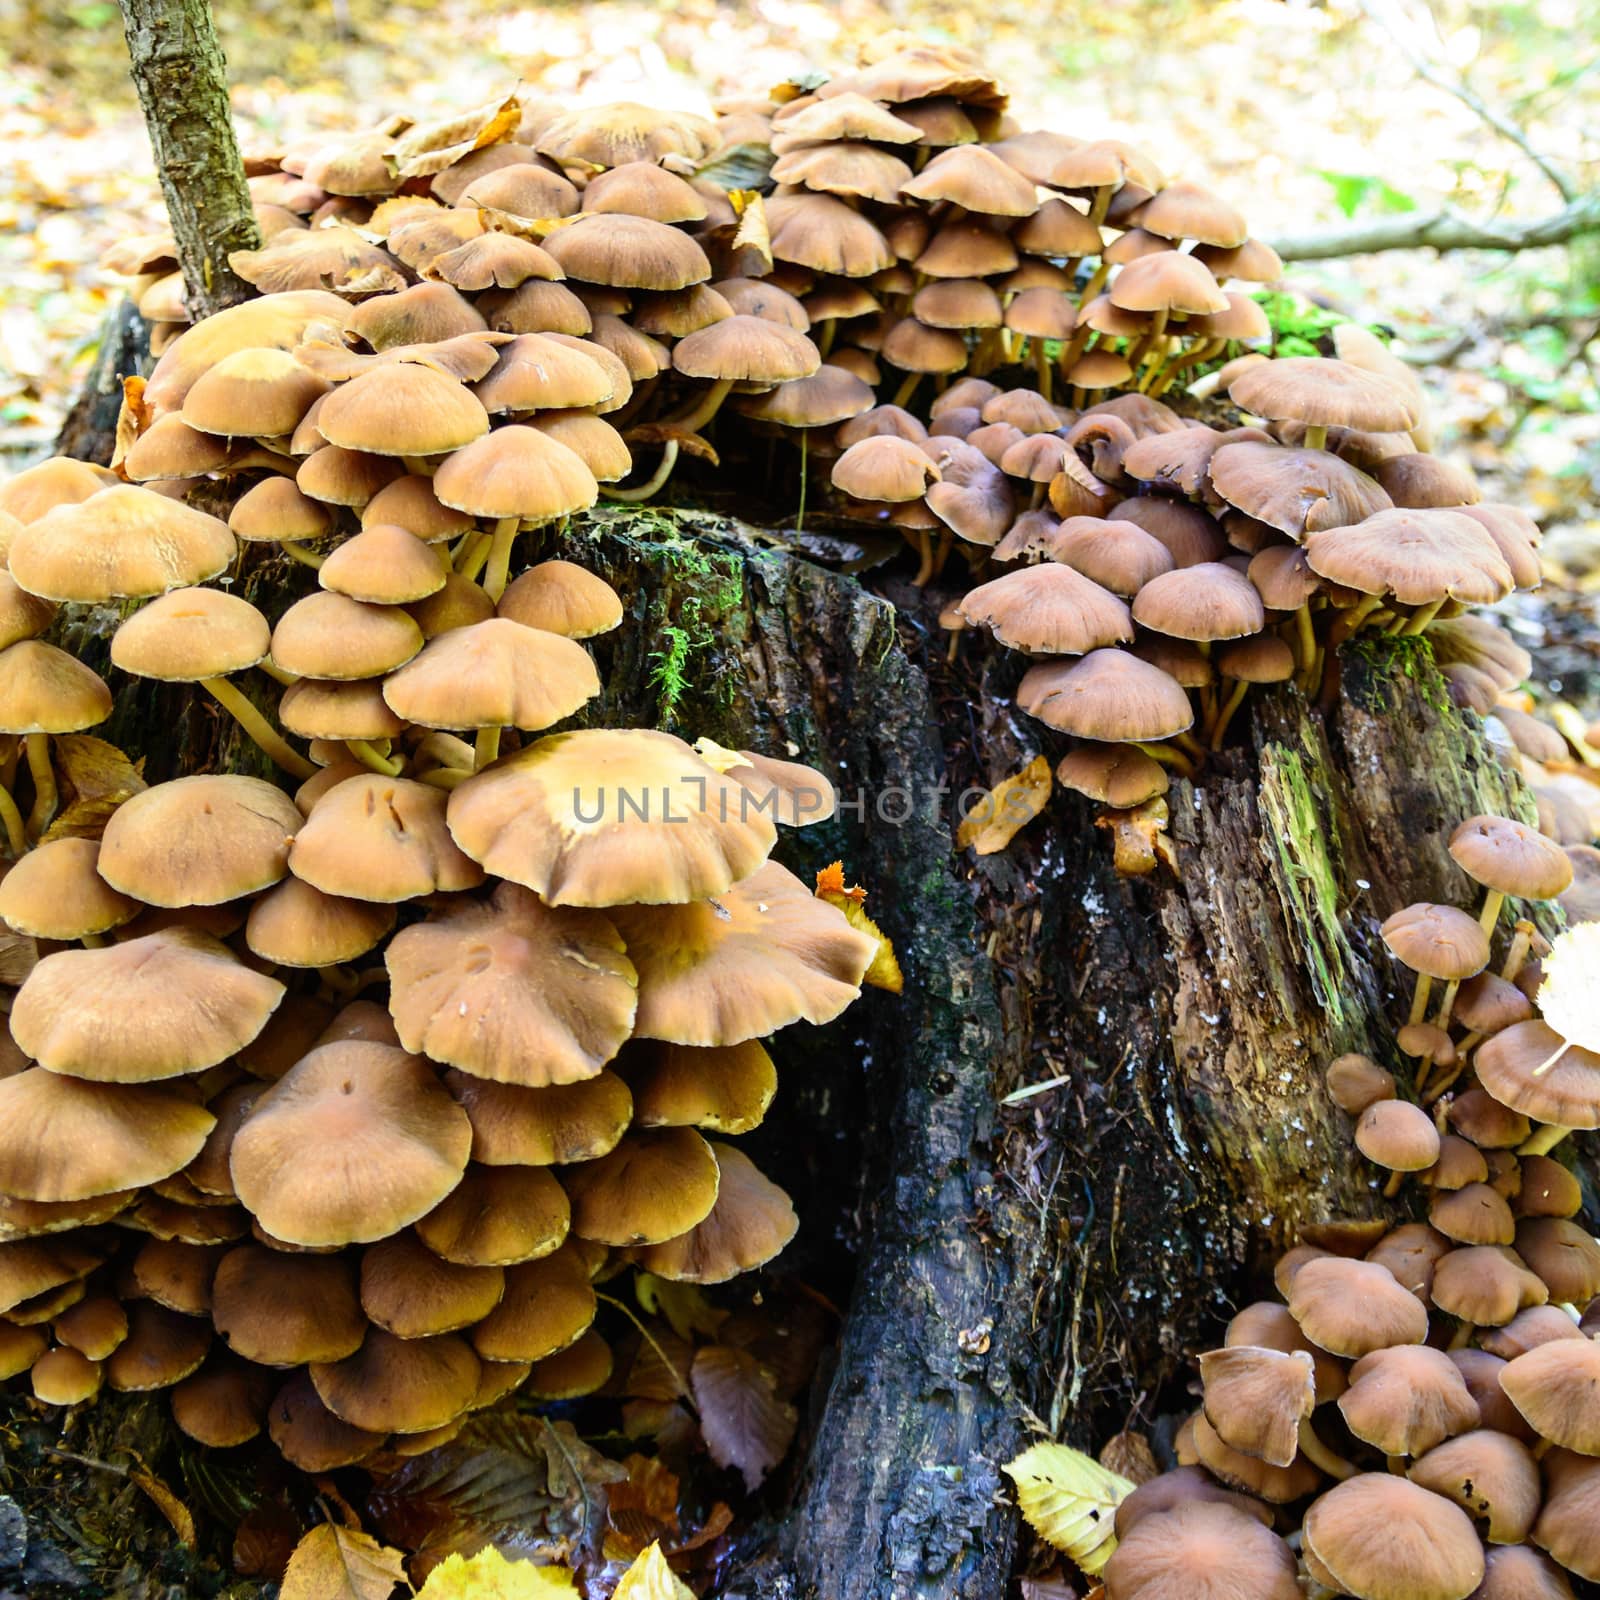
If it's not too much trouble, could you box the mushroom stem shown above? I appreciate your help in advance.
[1076,263,1110,312]
[668,377,734,436]
[1476,888,1507,935]
[417,766,471,790]
[401,456,436,477]
[1407,973,1434,1028]
[1433,978,1463,1032]
[912,530,935,587]
[1293,604,1317,684]
[256,658,300,687]
[452,530,488,576]
[1500,918,1535,982]
[0,782,25,858]
[1173,730,1206,764]
[1034,341,1053,404]
[279,541,325,570]
[891,371,921,410]
[1517,1123,1571,1156]
[1385,1454,1408,1474]
[602,440,680,505]
[200,678,317,780]
[1422,1059,1467,1105]
[23,734,56,841]
[795,429,809,533]
[345,739,403,777]
[1297,1419,1357,1480]
[1303,424,1330,452]
[818,321,837,358]
[482,516,522,603]
[1088,187,1112,227]
[1132,741,1196,778]
[1129,309,1170,375]
[1382,1168,1405,1198]
[1446,1321,1474,1352]
[1400,599,1444,636]
[473,726,502,770]
[1209,681,1249,751]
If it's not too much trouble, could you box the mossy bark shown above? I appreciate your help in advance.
[18,486,1587,1596]
[116,0,260,316]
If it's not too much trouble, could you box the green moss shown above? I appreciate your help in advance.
[1258,740,1352,1023]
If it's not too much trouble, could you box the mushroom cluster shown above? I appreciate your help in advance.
[1096,816,1600,1600]
[0,507,879,1461]
[81,39,1591,888]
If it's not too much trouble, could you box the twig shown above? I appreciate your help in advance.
[1356,0,1578,203]
[1271,190,1600,260]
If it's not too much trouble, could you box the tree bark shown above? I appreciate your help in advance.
[53,297,153,466]
[117,0,259,316]
[14,504,1586,1598]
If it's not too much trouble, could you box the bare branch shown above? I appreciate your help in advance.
[1356,0,1578,203]
[1270,191,1600,261]
[118,0,259,316]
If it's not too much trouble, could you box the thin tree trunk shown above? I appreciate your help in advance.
[117,0,259,316]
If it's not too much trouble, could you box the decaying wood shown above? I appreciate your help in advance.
[116,0,260,315]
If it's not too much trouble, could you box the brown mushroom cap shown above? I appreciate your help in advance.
[170,1354,273,1447]
[1338,1344,1481,1456]
[1469,1544,1577,1600]
[290,775,485,902]
[12,931,283,1082]
[610,860,876,1046]
[1130,561,1265,642]
[673,314,821,386]
[1210,439,1393,539]
[562,1126,721,1247]
[1232,357,1421,433]
[446,728,776,907]
[1289,1255,1430,1355]
[543,213,711,291]
[1382,902,1492,981]
[244,877,396,969]
[211,1244,365,1365]
[1191,1413,1323,1501]
[1326,1053,1397,1116]
[110,587,272,682]
[1307,509,1514,607]
[0,837,139,941]
[496,560,623,639]
[317,523,447,605]
[1304,1474,1484,1600]
[636,1142,797,1284]
[271,590,424,680]
[9,485,235,602]
[1432,1246,1549,1326]
[1054,743,1170,808]
[53,1296,128,1361]
[1103,1498,1300,1600]
[958,563,1133,655]
[1500,1332,1600,1453]
[267,1369,385,1470]
[105,1301,212,1392]
[0,1068,214,1201]
[182,347,329,438]
[1112,1464,1273,1539]
[415,1163,570,1267]
[277,679,406,743]
[1018,648,1194,742]
[381,617,599,732]
[32,1345,103,1406]
[1197,1344,1315,1469]
[1407,1429,1541,1546]
[230,1040,471,1246]
[523,1328,613,1399]
[1042,517,1176,597]
[1476,1021,1600,1130]
[1448,815,1575,901]
[432,424,599,523]
[468,1243,596,1363]
[359,1231,504,1338]
[98,774,300,907]
[0,643,103,736]
[315,362,490,457]
[1533,1450,1600,1581]
[1356,1099,1442,1173]
[385,882,636,1086]
[445,1068,633,1165]
[311,1326,480,1435]
[1430,1183,1516,1246]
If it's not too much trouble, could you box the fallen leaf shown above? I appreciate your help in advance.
[388,93,522,178]
[280,1523,409,1600]
[634,1275,724,1344]
[689,1345,797,1494]
[414,1544,578,1597]
[613,1541,696,1600]
[956,755,1052,855]
[1002,1442,1134,1576]
[1096,1431,1159,1487]
[814,873,903,994]
[128,1466,196,1547]
[1536,923,1600,1053]
[42,734,146,844]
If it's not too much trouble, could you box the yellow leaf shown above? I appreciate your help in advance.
[956,756,1052,855]
[1537,923,1600,1055]
[280,1524,409,1600]
[613,1542,696,1600]
[635,1273,724,1342]
[1002,1441,1134,1576]
[415,1545,579,1598]
[813,863,902,993]
[1548,702,1600,769]
[129,1465,195,1546]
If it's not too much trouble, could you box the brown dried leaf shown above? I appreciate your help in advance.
[42,734,146,844]
[634,1275,724,1343]
[0,929,39,987]
[728,192,772,276]
[688,1345,797,1493]
[1097,1431,1159,1487]
[129,1466,196,1547]
[111,375,151,477]
[388,93,522,179]
[280,1523,408,1600]
[622,423,720,466]
[956,755,1052,855]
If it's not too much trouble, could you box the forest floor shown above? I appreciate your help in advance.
[2,0,1598,572]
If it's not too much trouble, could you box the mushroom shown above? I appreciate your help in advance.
[1102,1499,1300,1600]
[1303,1474,1484,1600]
[1449,815,1573,935]
[1381,902,1492,1036]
